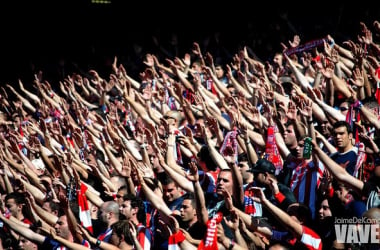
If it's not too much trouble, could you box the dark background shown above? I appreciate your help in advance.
[0,1,379,86]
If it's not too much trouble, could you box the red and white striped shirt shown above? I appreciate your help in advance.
[137,223,153,250]
[289,160,324,219]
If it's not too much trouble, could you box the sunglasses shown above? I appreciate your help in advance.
[339,107,349,111]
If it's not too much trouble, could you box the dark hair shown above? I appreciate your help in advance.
[287,203,312,226]
[123,194,146,226]
[111,220,134,245]
[5,192,36,224]
[182,192,196,208]
[160,175,175,186]
[332,120,352,134]
[197,145,217,171]
[5,192,26,205]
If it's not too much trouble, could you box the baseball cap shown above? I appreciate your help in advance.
[247,158,276,175]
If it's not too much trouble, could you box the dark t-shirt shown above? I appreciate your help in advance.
[186,221,207,240]
[330,149,357,176]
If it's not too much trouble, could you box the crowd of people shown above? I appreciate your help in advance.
[0,18,379,250]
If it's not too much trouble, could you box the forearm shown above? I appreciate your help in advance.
[32,203,58,226]
[104,145,122,173]
[205,139,229,170]
[262,198,302,237]
[52,236,89,250]
[161,163,194,193]
[247,130,266,148]
[141,183,172,216]
[85,190,104,208]
[315,99,345,121]
[193,181,208,225]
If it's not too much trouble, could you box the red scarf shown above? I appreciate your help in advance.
[197,212,223,250]
[375,67,380,105]
[77,183,93,233]
[220,127,238,163]
[264,126,283,175]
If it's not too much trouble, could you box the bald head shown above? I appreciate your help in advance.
[363,207,380,221]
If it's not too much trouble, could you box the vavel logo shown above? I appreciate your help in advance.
[335,217,380,244]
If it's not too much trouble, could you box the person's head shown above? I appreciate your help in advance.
[110,220,134,248]
[268,241,292,250]
[283,122,298,149]
[163,110,184,127]
[214,63,228,84]
[319,120,331,137]
[110,175,127,192]
[295,135,309,159]
[361,208,380,247]
[273,52,284,68]
[121,194,146,226]
[248,159,276,187]
[286,202,312,226]
[116,185,129,206]
[238,161,253,184]
[191,60,203,74]
[332,120,353,152]
[54,214,72,240]
[100,201,120,227]
[197,146,217,172]
[18,236,39,250]
[332,181,351,204]
[161,176,183,203]
[42,199,60,216]
[216,169,234,196]
[318,197,332,220]
[180,193,197,225]
[338,101,350,116]
[5,192,27,219]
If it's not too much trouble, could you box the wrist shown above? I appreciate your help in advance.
[95,238,101,247]
[228,239,235,250]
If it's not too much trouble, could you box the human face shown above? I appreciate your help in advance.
[320,120,330,136]
[273,53,283,67]
[216,171,233,196]
[42,201,56,216]
[120,200,133,220]
[333,126,352,152]
[318,199,332,220]
[163,183,181,203]
[180,199,196,223]
[253,172,266,186]
[5,198,21,217]
[55,215,71,239]
[110,230,122,247]
[334,185,348,203]
[215,66,225,79]
[238,162,251,183]
[284,125,297,148]
[286,204,301,224]
[339,103,349,116]
[18,236,38,250]
[116,190,127,206]
[295,140,305,159]
[99,204,110,223]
